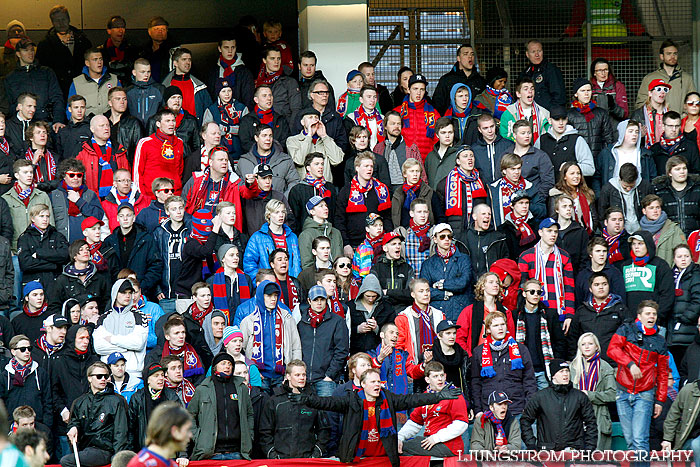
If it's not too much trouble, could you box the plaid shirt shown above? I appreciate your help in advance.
[405,229,430,278]
[518,246,575,319]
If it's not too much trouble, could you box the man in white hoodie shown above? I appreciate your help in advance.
[93,279,148,379]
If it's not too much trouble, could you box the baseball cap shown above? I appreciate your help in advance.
[346,70,362,83]
[299,107,321,119]
[488,390,512,405]
[436,319,461,333]
[381,232,403,247]
[365,213,382,227]
[118,279,135,294]
[510,190,531,205]
[44,314,69,329]
[308,285,328,301]
[117,203,134,214]
[549,105,568,120]
[539,217,560,230]
[408,74,428,87]
[648,78,671,91]
[81,216,104,231]
[431,223,453,237]
[15,36,35,50]
[254,163,273,178]
[628,233,645,243]
[306,195,326,214]
[107,352,127,365]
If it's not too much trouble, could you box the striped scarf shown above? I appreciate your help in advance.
[414,304,435,355]
[535,243,566,316]
[590,295,612,313]
[37,334,63,356]
[399,96,438,138]
[481,333,523,378]
[353,106,385,143]
[517,101,542,143]
[25,147,56,183]
[643,105,666,148]
[602,227,624,263]
[0,137,8,156]
[88,241,108,272]
[93,137,114,198]
[515,310,553,363]
[402,181,421,210]
[356,390,395,458]
[347,176,391,213]
[445,167,484,217]
[10,357,32,386]
[573,190,593,235]
[499,177,526,218]
[409,219,431,252]
[376,344,408,395]
[254,66,282,87]
[304,174,330,199]
[337,89,360,118]
[484,86,513,120]
[254,105,274,125]
[482,410,508,445]
[505,211,535,246]
[14,182,33,207]
[162,342,204,379]
[250,306,285,375]
[211,269,251,325]
[166,378,196,406]
[577,352,600,391]
[659,134,684,154]
[571,100,596,122]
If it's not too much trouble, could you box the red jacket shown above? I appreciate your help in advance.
[489,259,522,313]
[456,302,515,356]
[75,141,130,195]
[133,132,185,200]
[394,99,440,161]
[101,185,150,232]
[688,229,700,262]
[607,321,669,403]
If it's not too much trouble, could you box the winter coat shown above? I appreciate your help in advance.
[663,379,700,448]
[679,339,700,386]
[591,77,629,126]
[539,126,595,179]
[238,112,291,153]
[370,256,414,311]
[420,247,474,321]
[298,217,343,269]
[0,238,12,312]
[242,223,302,278]
[105,111,145,166]
[464,225,509,278]
[68,384,129,454]
[125,77,165,126]
[259,384,329,458]
[471,341,537,415]
[667,262,700,347]
[471,134,515,185]
[55,120,91,162]
[343,148,393,190]
[512,303,568,371]
[50,184,105,243]
[470,413,521,451]
[595,120,657,192]
[297,305,349,383]
[236,146,300,196]
[636,65,697,114]
[570,359,616,440]
[128,385,181,450]
[650,137,700,176]
[424,144,458,190]
[36,26,92,95]
[4,63,64,123]
[518,59,566,110]
[391,181,437,228]
[456,301,515,357]
[205,55,255,109]
[287,133,344,183]
[146,110,200,153]
[202,101,248,161]
[349,274,396,354]
[0,360,52,429]
[16,223,69,288]
[75,141,130,195]
[162,71,213,122]
[151,211,191,299]
[240,190,291,237]
[653,219,687,268]
[520,382,598,450]
[135,200,169,233]
[653,174,700,236]
[68,66,120,118]
[597,177,653,230]
[270,76,303,125]
[432,63,487,115]
[104,224,163,293]
[566,106,615,156]
[335,180,393,248]
[498,217,540,261]
[568,294,631,365]
[517,146,555,200]
[553,219,589,276]
[101,185,150,233]
[49,263,110,315]
[291,103,348,153]
[11,312,47,345]
[394,98,440,160]
[574,262,627,308]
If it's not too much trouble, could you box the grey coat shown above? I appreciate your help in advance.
[236,145,300,196]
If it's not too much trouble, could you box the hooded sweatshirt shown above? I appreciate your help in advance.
[444,83,475,143]
[93,279,149,379]
[609,173,644,233]
[349,273,393,354]
[599,119,656,188]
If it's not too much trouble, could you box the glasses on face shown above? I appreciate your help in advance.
[525,289,542,296]
[66,172,83,179]
[14,346,31,353]
[652,86,668,93]
[337,262,351,268]
[312,91,330,95]
[687,101,700,106]
[90,373,109,379]
[594,68,609,74]
[156,188,174,194]
[437,234,453,240]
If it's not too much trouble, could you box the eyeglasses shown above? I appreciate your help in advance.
[437,234,453,240]
[337,262,351,268]
[594,68,609,73]
[65,172,83,178]
[13,346,31,352]
[687,101,700,106]
[312,91,330,95]
[156,188,174,194]
[90,373,109,379]
[525,289,543,296]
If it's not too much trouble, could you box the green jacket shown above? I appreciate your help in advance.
[297,216,344,268]
[187,375,254,460]
[1,187,54,253]
[663,380,700,448]
[424,144,458,189]
[571,359,616,435]
[656,219,686,267]
[499,102,551,142]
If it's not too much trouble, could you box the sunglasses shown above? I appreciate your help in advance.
[66,172,83,178]
[687,101,700,106]
[14,346,31,352]
[156,188,174,194]
[652,86,669,93]
[337,262,351,268]
[525,289,543,296]
[437,234,453,240]
[90,373,109,379]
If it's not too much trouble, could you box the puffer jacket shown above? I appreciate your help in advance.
[297,303,349,383]
[653,174,700,236]
[370,255,414,311]
[349,274,396,354]
[667,262,700,347]
[419,246,474,321]
[568,294,631,365]
[105,110,145,166]
[650,136,700,176]
[76,140,130,195]
[16,223,69,287]
[125,76,165,125]
[566,105,614,156]
[242,223,302,278]
[68,384,129,454]
[538,125,595,179]
[4,62,65,123]
[394,97,440,160]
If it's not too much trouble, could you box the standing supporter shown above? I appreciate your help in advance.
[205,35,254,109]
[570,332,616,449]
[395,277,445,365]
[31,313,67,374]
[99,15,138,85]
[431,320,470,397]
[49,240,109,313]
[520,359,598,450]
[103,203,162,294]
[120,274,164,350]
[75,115,129,198]
[397,361,469,457]
[349,273,394,354]
[146,86,200,153]
[67,48,120,118]
[666,244,700,364]
[36,6,92,96]
[433,44,486,115]
[540,106,595,180]
[567,78,615,158]
[17,204,69,289]
[510,120,555,199]
[391,158,436,230]
[464,204,509,278]
[512,279,567,389]
[343,126,393,189]
[496,190,539,261]
[488,153,544,226]
[0,335,52,432]
[420,223,473,321]
[345,86,384,149]
[287,108,344,182]
[127,402,192,467]
[238,85,291,153]
[639,194,686,266]
[395,74,440,161]
[599,165,651,237]
[371,233,414,311]
[298,236,334,289]
[574,237,626,307]
[182,122,221,184]
[295,78,346,151]
[423,118,457,189]
[56,95,91,162]
[653,156,700,236]
[607,300,670,454]
[590,58,629,127]
[358,62,393,118]
[0,114,12,196]
[24,121,57,184]
[298,52,336,106]
[631,80,670,149]
[125,58,165,126]
[490,259,522,314]
[650,111,700,175]
[161,355,194,407]
[101,169,148,233]
[682,91,700,148]
[552,194,589,276]
[402,198,432,278]
[500,78,551,143]
[374,111,426,193]
[237,124,299,196]
[470,311,536,416]
[470,391,522,450]
[352,214,385,280]
[549,163,596,235]
[636,40,696,113]
[240,163,290,237]
[6,93,36,159]
[11,282,49,343]
[134,109,184,200]
[62,361,128,467]
[336,70,365,118]
[473,67,514,126]
[391,67,414,108]
[268,248,303,310]
[135,177,176,232]
[220,326,263,387]
[162,48,212,122]
[109,352,142,403]
[598,120,656,195]
[335,257,360,305]
[297,196,343,267]
[443,84,479,145]
[370,322,422,398]
[172,211,220,300]
[456,272,514,359]
[93,279,148,379]
[201,309,226,356]
[255,45,301,124]
[518,40,565,110]
[139,17,178,83]
[206,244,253,323]
[259,360,330,458]
[202,78,248,162]
[104,87,145,166]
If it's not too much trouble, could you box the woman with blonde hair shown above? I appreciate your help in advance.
[569,332,615,449]
[455,272,514,356]
[548,161,596,235]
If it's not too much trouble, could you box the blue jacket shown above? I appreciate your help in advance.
[136,201,193,233]
[233,295,291,328]
[242,223,302,279]
[125,76,165,126]
[135,296,165,349]
[420,247,474,321]
[104,224,163,294]
[153,218,192,298]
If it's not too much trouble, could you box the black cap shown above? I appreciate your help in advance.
[572,77,590,95]
[263,283,279,295]
[118,280,135,294]
[163,85,183,102]
[487,390,512,405]
[550,105,568,120]
[212,352,235,369]
[408,74,428,87]
[299,107,321,119]
[253,163,274,178]
[547,358,569,382]
[148,16,169,28]
[436,319,461,333]
[144,363,164,381]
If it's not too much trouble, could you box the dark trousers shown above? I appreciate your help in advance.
[401,437,455,457]
[60,447,112,467]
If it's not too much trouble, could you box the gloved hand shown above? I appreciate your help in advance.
[438,386,462,400]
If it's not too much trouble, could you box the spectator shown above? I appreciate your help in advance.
[348,272,393,354]
[574,237,626,308]
[104,87,144,167]
[392,159,436,230]
[201,309,226,357]
[430,320,470,397]
[473,67,514,125]
[269,248,303,310]
[636,40,696,114]
[371,233,414,312]
[49,239,109,313]
[497,190,539,261]
[424,118,457,189]
[205,35,254,109]
[122,274,164,351]
[549,162,596,236]
[182,122,221,184]
[335,256,360,305]
[11,282,49,343]
[125,58,165,126]
[391,66,413,108]
[567,78,615,159]
[298,196,343,268]
[151,195,188,315]
[540,106,595,181]
[352,214,385,280]
[343,126,392,189]
[67,48,120,118]
[135,177,176,232]
[608,300,670,454]
[134,109,185,200]
[36,6,92,96]
[162,48,212,122]
[298,236,334,290]
[359,62,392,116]
[24,121,57,184]
[472,114,515,185]
[145,86,200,153]
[464,204,509,278]
[206,244,253,323]
[518,40,565,110]
[511,120,555,200]
[17,204,69,290]
[101,169,148,233]
[345,86,384,149]
[287,108,344,183]
[500,79,551,144]
[632,80,671,149]
[401,198,432,278]
[552,194,589,276]
[336,70,364,119]
[375,111,426,193]
[570,332,617,449]
[589,58,629,127]
[298,52,335,106]
[520,359,598,450]
[682,91,700,148]
[0,114,12,196]
[488,153,544,227]
[240,163,290,237]
[294,78,346,152]
[238,85,291,153]
[202,78,248,162]
[470,390,522,451]
[6,93,36,159]
[99,16,138,86]
[471,311,536,416]
[219,326,262,386]
[139,17,178,83]
[666,244,700,364]
[639,194,685,266]
[654,156,700,237]
[369,323,422,396]
[598,121,656,197]
[13,428,50,467]
[75,115,129,198]
[433,45,486,115]
[443,84,480,145]
[395,277,446,365]
[394,74,440,160]
[651,112,700,177]
[172,210,221,300]
[32,313,68,376]
[108,352,141,403]
[128,402,191,467]
[255,45,301,124]
[599,165,651,238]
[62,361,128,467]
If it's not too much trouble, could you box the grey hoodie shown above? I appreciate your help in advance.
[610,119,644,182]
[354,273,385,320]
[544,124,595,176]
[609,174,644,233]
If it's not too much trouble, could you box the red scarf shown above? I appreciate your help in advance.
[166,378,196,405]
[25,147,56,183]
[602,227,623,263]
[437,244,456,262]
[347,177,391,213]
[278,278,300,309]
[190,301,213,325]
[445,167,485,217]
[517,101,542,142]
[480,333,523,378]
[304,174,330,198]
[590,295,612,313]
[574,190,594,235]
[643,105,666,148]
[571,100,596,122]
[366,232,384,258]
[499,177,526,218]
[329,295,345,318]
[14,182,33,207]
[402,181,421,211]
[353,106,385,143]
[409,219,431,252]
[23,301,47,317]
[505,212,536,246]
[255,65,282,87]
[219,55,237,77]
[255,105,274,125]
[0,137,9,156]
[309,306,327,328]
[155,129,177,161]
[61,181,86,216]
[105,38,125,62]
[659,134,684,154]
[162,342,204,379]
[87,241,108,271]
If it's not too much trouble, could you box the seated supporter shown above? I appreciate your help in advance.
[470,311,536,417]
[206,244,254,324]
[539,106,595,182]
[369,323,422,396]
[219,326,262,387]
[109,351,142,403]
[598,163,653,235]
[11,282,49,343]
[424,118,458,189]
[240,163,291,238]
[49,158,105,244]
[5,93,36,159]
[145,86,200,154]
[202,78,249,162]
[513,279,567,389]
[349,273,394,354]
[100,168,149,233]
[298,196,343,269]
[287,108,344,183]
[298,236,334,291]
[370,232,414,312]
[243,199,302,280]
[93,279,148,379]
[75,115,129,198]
[23,121,57,184]
[464,204,509,278]
[431,320,470,396]
[653,155,700,237]
[210,201,246,253]
[395,277,445,367]
[153,195,190,315]
[61,362,129,467]
[597,119,656,192]
[118,271,164,350]
[420,223,473,321]
[488,153,545,227]
[238,84,291,153]
[343,126,392,190]
[520,359,598,450]
[575,237,627,308]
[259,359,330,458]
[397,361,468,457]
[353,213,385,280]
[639,194,686,266]
[161,355,195,407]
[135,177,177,233]
[56,95,91,161]
[392,159,437,229]
[650,110,700,176]
[553,194,589,276]
[470,390,522,451]
[17,204,69,290]
[288,152,338,234]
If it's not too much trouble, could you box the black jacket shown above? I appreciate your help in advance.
[16,223,70,289]
[288,181,338,234]
[464,225,509,278]
[55,120,91,162]
[0,359,53,429]
[667,262,700,347]
[653,174,700,236]
[147,110,200,154]
[0,198,12,250]
[597,179,653,229]
[348,295,397,355]
[49,263,110,316]
[471,134,514,185]
[432,63,487,115]
[568,294,631,365]
[4,63,65,123]
[650,136,700,176]
[520,382,598,450]
[574,262,627,309]
[513,302,568,371]
[343,148,392,191]
[679,337,700,386]
[5,115,28,158]
[250,385,269,459]
[302,389,444,467]
[259,384,329,458]
[11,313,46,345]
[539,132,581,180]
[566,107,614,156]
[498,218,539,261]
[36,26,92,95]
[128,385,181,450]
[370,256,414,311]
[431,341,471,402]
[238,112,291,153]
[291,103,348,152]
[105,111,145,166]
[68,384,129,454]
[297,70,336,108]
[154,310,214,371]
[104,224,163,294]
[518,59,566,110]
[555,220,589,277]
[297,304,349,383]
[335,181,393,247]
[205,61,255,110]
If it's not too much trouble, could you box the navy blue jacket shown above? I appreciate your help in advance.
[104,223,163,293]
[420,247,474,321]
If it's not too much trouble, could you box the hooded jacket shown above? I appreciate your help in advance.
[538,125,595,178]
[236,145,300,196]
[445,83,480,145]
[162,70,213,122]
[349,273,397,354]
[471,134,515,185]
[420,246,474,321]
[653,174,700,236]
[4,62,65,124]
[49,262,110,315]
[297,302,349,383]
[566,104,615,156]
[205,53,255,109]
[125,76,165,126]
[93,279,149,378]
[598,174,653,234]
[0,358,52,429]
[298,216,344,269]
[68,383,129,454]
[67,65,121,117]
[569,294,631,366]
[666,261,700,347]
[432,63,487,115]
[242,223,302,279]
[370,255,414,311]
[596,119,657,192]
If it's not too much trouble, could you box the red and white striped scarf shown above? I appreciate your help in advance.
[517,101,542,143]
[24,147,56,183]
[534,243,566,316]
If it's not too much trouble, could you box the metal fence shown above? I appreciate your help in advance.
[369,0,694,104]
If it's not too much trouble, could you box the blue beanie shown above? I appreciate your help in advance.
[23,280,43,297]
[192,209,213,238]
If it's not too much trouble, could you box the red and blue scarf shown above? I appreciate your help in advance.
[25,147,56,183]
[376,344,408,395]
[14,182,33,207]
[211,268,251,324]
[37,334,63,356]
[347,177,391,213]
[162,342,204,379]
[305,174,331,199]
[402,181,421,210]
[445,167,485,217]
[398,96,438,139]
[93,137,114,198]
[255,66,282,87]
[602,227,624,264]
[254,105,274,125]
[481,333,523,378]
[483,410,508,445]
[356,390,395,458]
[219,55,238,79]
[483,86,513,120]
[571,100,596,123]
[10,358,32,387]
[578,351,600,391]
[353,106,385,143]
[337,89,360,118]
[251,305,285,375]
[414,304,435,355]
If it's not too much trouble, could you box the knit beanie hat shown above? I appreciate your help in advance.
[222,325,244,347]
[215,78,233,96]
[163,85,183,102]
[546,358,569,382]
[572,77,590,95]
[192,209,213,238]
[217,244,237,263]
[485,67,507,86]
[23,280,43,297]
[212,352,235,369]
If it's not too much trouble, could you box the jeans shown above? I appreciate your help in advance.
[401,437,455,457]
[211,452,242,460]
[260,374,284,394]
[56,436,70,461]
[60,447,112,467]
[159,298,176,316]
[314,380,337,397]
[11,255,21,308]
[534,371,549,390]
[616,389,654,452]
[682,436,700,464]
